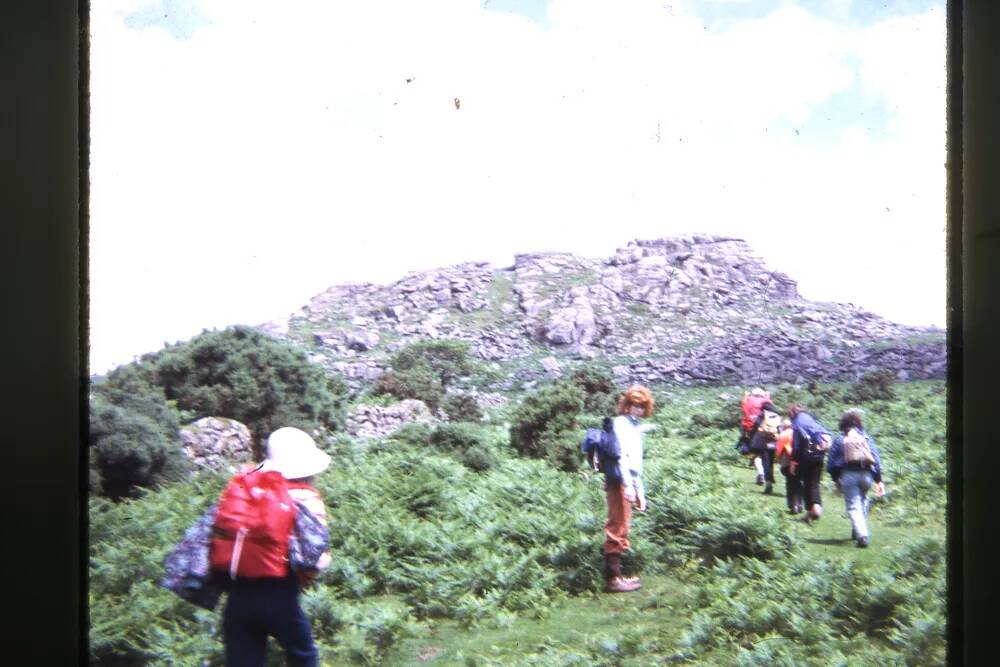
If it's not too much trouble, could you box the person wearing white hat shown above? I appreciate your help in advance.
[260,426,332,481]
[221,427,331,667]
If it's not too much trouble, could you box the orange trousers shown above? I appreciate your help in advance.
[603,484,632,555]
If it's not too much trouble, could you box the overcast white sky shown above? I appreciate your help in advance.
[89,0,947,375]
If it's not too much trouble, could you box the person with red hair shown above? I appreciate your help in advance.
[603,385,656,593]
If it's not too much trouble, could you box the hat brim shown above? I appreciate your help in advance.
[260,449,331,480]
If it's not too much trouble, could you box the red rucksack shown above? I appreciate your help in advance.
[210,469,297,579]
[741,393,771,432]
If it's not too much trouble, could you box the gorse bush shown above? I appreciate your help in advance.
[372,360,445,410]
[567,365,619,416]
[147,326,348,454]
[844,369,897,403]
[89,367,189,499]
[509,381,586,471]
[441,392,484,423]
[373,339,483,410]
[429,422,499,471]
[389,339,478,388]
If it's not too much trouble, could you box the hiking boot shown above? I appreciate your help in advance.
[756,474,764,485]
[606,576,641,593]
[763,483,773,494]
[856,536,869,548]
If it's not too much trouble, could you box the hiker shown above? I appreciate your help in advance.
[603,385,656,593]
[747,401,782,494]
[215,427,332,667]
[787,404,833,523]
[827,410,886,548]
[738,387,772,484]
[774,418,803,514]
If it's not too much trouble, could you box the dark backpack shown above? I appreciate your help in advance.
[581,417,623,486]
[797,428,831,463]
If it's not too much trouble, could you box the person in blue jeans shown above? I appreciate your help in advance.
[826,410,886,548]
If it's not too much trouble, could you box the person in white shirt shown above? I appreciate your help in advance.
[603,385,656,593]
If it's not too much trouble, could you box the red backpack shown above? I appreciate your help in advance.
[741,393,771,432]
[210,469,297,579]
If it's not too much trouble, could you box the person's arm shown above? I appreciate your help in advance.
[826,437,843,480]
[868,436,886,494]
[613,417,642,503]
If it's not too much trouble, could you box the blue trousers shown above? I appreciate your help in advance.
[840,468,874,540]
[222,576,318,667]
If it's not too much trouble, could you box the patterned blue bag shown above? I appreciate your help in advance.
[288,501,330,573]
[160,505,223,611]
[160,499,330,610]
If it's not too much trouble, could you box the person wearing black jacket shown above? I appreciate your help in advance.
[788,404,833,522]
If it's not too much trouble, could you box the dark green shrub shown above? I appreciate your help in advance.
[89,389,189,500]
[442,392,484,422]
[386,421,434,448]
[568,366,618,415]
[143,325,348,454]
[372,360,445,411]
[430,423,498,471]
[509,381,586,471]
[389,339,478,388]
[459,447,498,472]
[682,398,740,437]
[844,369,897,403]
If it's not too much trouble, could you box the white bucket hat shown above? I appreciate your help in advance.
[259,427,331,480]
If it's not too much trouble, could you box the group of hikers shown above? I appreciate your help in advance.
[163,383,887,663]
[736,386,886,546]
[584,384,886,595]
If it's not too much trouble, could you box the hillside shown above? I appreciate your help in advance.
[257,235,945,390]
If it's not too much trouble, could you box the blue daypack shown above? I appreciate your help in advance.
[581,417,624,486]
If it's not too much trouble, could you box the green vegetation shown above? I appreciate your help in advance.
[567,366,619,417]
[89,326,349,497]
[844,369,898,403]
[373,360,446,410]
[152,326,348,454]
[89,364,190,499]
[89,379,946,665]
[441,393,484,423]
[508,381,586,471]
[372,339,485,411]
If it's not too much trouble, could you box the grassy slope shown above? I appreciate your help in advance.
[88,380,945,666]
[386,382,946,666]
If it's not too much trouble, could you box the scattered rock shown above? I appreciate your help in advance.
[179,417,254,475]
[256,235,944,391]
[346,399,440,439]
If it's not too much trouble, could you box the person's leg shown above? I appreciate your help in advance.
[780,467,796,511]
[223,587,269,667]
[762,448,775,493]
[803,463,823,519]
[841,470,866,539]
[603,485,637,591]
[753,455,764,483]
[603,484,631,557]
[269,584,320,667]
[793,471,804,512]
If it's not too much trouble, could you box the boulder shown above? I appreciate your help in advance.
[179,417,254,475]
[346,399,439,439]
